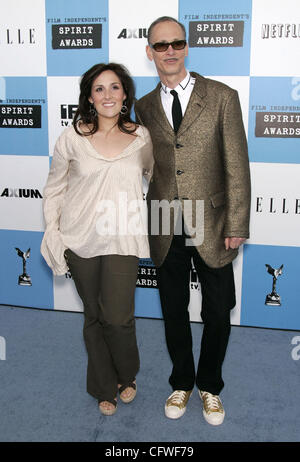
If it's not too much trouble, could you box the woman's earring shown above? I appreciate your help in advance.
[89,102,97,117]
[120,104,128,115]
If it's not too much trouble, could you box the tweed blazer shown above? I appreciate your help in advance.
[135,72,251,268]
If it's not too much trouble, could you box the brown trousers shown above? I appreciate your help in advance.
[64,249,140,402]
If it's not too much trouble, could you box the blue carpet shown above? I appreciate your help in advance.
[0,305,299,442]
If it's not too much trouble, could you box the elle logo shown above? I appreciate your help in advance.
[0,28,36,45]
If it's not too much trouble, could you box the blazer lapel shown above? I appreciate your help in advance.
[177,73,207,137]
[148,74,207,139]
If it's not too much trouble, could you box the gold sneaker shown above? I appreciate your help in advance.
[165,390,193,419]
[199,390,225,426]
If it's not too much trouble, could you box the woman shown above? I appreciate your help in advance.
[41,63,153,415]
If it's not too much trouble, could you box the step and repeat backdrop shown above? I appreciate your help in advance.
[0,0,300,330]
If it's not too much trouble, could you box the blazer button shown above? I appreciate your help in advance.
[176,170,184,175]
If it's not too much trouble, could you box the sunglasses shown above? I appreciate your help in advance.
[150,40,187,52]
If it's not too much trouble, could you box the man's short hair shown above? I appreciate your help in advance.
[147,16,186,44]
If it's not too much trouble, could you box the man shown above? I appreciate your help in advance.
[135,16,251,425]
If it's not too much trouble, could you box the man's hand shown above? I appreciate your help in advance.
[224,237,246,250]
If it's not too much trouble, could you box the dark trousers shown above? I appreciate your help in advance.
[64,249,140,402]
[156,234,236,395]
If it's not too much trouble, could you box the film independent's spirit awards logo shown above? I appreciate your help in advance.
[15,247,32,286]
[265,263,283,306]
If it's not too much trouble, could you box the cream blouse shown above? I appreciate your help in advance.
[41,124,154,275]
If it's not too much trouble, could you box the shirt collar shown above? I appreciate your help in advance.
[160,71,191,96]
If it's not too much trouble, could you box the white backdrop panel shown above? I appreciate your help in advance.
[250,0,300,76]
[0,0,47,76]
[109,0,179,76]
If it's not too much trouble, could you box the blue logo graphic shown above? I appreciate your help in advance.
[248,77,300,163]
[179,0,252,75]
[0,230,54,309]
[241,244,300,330]
[45,0,108,76]
[0,77,48,156]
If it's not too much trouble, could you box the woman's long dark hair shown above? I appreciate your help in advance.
[73,63,137,136]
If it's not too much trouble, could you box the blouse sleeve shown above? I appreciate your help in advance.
[141,126,154,183]
[40,133,70,275]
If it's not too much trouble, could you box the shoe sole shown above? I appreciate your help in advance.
[99,405,117,416]
[202,411,225,426]
[165,405,187,419]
